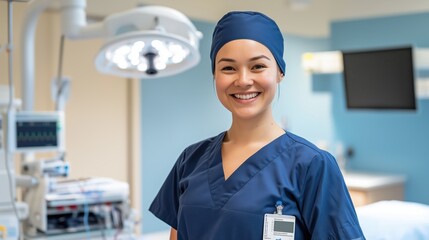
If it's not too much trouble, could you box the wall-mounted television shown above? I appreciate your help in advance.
[342,46,416,110]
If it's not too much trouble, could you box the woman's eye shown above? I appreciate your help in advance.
[221,66,235,71]
[252,64,266,70]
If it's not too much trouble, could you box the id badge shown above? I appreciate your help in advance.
[263,213,295,240]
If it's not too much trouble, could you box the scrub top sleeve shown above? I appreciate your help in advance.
[149,152,185,229]
[300,151,365,240]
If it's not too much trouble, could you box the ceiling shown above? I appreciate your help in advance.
[86,0,429,37]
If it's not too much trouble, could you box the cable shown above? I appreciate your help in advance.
[112,206,124,240]
[6,0,14,108]
[94,205,106,240]
[57,35,65,84]
[55,35,66,111]
[83,196,90,239]
[3,1,22,240]
[78,180,91,240]
[92,188,106,240]
[4,152,20,233]
[54,35,68,165]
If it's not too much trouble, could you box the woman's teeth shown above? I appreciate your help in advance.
[233,93,259,100]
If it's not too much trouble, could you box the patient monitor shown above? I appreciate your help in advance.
[4,111,65,153]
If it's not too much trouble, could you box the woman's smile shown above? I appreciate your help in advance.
[232,92,260,100]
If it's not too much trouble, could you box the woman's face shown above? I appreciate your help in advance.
[214,39,283,121]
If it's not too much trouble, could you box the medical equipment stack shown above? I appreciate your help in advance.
[0,92,137,240]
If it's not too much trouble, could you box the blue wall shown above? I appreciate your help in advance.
[140,20,330,233]
[330,13,429,204]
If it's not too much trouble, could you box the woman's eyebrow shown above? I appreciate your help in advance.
[249,55,271,62]
[217,55,271,64]
[217,58,235,64]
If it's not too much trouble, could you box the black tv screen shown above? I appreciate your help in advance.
[342,46,416,110]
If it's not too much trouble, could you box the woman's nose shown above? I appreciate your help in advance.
[234,69,253,87]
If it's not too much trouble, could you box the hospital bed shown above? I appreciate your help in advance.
[356,200,429,240]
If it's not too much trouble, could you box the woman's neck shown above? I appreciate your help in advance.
[225,115,284,145]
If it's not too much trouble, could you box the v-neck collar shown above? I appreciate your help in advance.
[207,131,288,208]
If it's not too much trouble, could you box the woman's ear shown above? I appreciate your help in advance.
[277,71,284,83]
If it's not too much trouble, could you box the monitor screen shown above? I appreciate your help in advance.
[342,46,416,110]
[16,121,58,148]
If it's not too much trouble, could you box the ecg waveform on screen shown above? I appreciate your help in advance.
[16,121,58,148]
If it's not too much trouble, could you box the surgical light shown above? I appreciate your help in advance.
[21,0,203,111]
[93,6,202,78]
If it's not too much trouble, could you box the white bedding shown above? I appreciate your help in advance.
[356,200,429,240]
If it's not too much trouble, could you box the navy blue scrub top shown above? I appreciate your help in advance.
[149,131,365,240]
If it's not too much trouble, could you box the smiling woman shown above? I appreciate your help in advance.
[214,39,283,124]
[149,11,366,240]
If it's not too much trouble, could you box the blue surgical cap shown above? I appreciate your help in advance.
[210,11,286,75]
